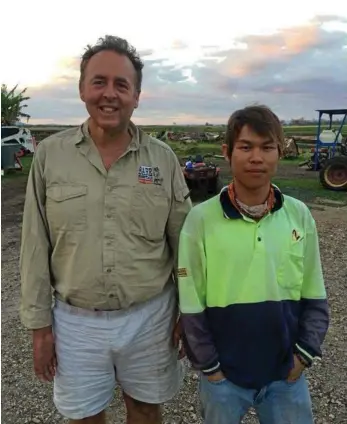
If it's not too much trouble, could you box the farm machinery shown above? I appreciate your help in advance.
[282,137,300,159]
[299,109,347,191]
[181,154,224,199]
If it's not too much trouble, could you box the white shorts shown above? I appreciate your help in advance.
[52,284,184,420]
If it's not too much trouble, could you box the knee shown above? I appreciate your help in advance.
[123,392,161,422]
[68,410,106,423]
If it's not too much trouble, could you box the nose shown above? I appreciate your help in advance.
[103,82,117,100]
[249,147,264,163]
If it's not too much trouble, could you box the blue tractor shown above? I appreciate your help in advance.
[300,109,347,191]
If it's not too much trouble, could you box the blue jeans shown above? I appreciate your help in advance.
[199,373,314,424]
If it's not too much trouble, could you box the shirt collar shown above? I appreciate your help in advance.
[74,119,141,151]
[219,184,284,220]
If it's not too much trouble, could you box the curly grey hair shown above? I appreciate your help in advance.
[80,35,144,91]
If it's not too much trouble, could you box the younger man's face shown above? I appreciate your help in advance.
[222,124,280,189]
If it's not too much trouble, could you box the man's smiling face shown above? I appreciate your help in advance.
[79,50,140,132]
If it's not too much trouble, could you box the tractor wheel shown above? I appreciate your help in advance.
[319,156,347,191]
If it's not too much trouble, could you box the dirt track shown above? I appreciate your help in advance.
[1,173,347,424]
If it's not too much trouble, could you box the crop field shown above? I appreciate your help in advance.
[144,124,347,136]
[1,149,347,423]
[26,124,347,142]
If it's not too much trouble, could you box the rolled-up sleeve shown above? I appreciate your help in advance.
[20,143,53,329]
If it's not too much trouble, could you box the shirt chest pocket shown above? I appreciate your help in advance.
[46,185,88,232]
[129,184,170,241]
[277,237,305,292]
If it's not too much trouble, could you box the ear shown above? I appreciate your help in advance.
[222,144,230,162]
[134,90,140,109]
[278,146,283,160]
[79,81,85,103]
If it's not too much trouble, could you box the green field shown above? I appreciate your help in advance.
[27,124,347,142]
[167,142,221,157]
[3,149,346,204]
[271,175,347,203]
[142,124,347,136]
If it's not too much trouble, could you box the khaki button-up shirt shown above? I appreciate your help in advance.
[20,120,192,329]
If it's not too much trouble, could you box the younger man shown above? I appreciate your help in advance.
[178,105,329,424]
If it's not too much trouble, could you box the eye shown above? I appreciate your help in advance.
[117,83,128,90]
[93,80,104,86]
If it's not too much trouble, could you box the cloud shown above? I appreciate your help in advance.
[25,14,347,125]
[171,40,189,50]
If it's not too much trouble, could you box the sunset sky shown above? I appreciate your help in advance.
[2,0,347,125]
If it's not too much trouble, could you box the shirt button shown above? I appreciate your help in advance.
[257,237,262,242]
[109,293,115,298]
[106,268,112,273]
[106,214,111,219]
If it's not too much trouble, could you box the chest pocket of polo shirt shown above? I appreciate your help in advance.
[277,235,305,293]
[46,185,88,232]
[129,184,170,241]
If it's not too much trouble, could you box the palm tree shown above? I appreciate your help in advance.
[1,84,31,125]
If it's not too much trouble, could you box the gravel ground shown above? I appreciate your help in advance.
[1,176,347,424]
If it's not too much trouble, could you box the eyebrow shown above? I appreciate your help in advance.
[92,75,129,84]
[238,139,276,145]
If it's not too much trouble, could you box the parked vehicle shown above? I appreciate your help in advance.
[182,154,224,199]
[1,126,35,154]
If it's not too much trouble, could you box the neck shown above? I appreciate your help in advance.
[233,179,271,206]
[88,119,131,149]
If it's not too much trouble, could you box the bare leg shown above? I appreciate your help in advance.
[69,410,106,424]
[123,391,162,424]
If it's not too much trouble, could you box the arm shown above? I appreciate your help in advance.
[294,213,329,365]
[178,211,220,376]
[20,143,53,330]
[165,153,192,356]
[166,153,192,265]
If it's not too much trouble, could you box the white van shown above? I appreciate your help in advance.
[1,126,35,154]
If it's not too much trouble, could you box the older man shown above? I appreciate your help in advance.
[20,35,192,424]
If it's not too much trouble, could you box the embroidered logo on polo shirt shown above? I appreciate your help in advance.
[292,229,302,241]
[177,268,188,277]
[138,165,163,185]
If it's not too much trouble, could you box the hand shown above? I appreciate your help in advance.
[287,354,306,382]
[207,370,225,383]
[172,317,186,359]
[32,326,57,382]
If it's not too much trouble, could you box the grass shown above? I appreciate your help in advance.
[273,177,347,203]
[1,156,33,180]
[167,142,220,157]
[29,124,347,141]
[139,124,346,133]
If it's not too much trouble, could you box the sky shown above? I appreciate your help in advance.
[2,0,347,125]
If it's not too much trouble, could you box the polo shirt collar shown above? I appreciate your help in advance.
[220,184,284,220]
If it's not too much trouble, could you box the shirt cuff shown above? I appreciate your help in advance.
[294,343,320,367]
[201,361,221,376]
[20,308,53,330]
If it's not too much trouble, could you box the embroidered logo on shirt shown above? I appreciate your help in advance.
[138,166,163,185]
[292,229,301,241]
[177,268,188,277]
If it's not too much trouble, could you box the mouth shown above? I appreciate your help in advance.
[99,106,119,115]
[247,169,266,173]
